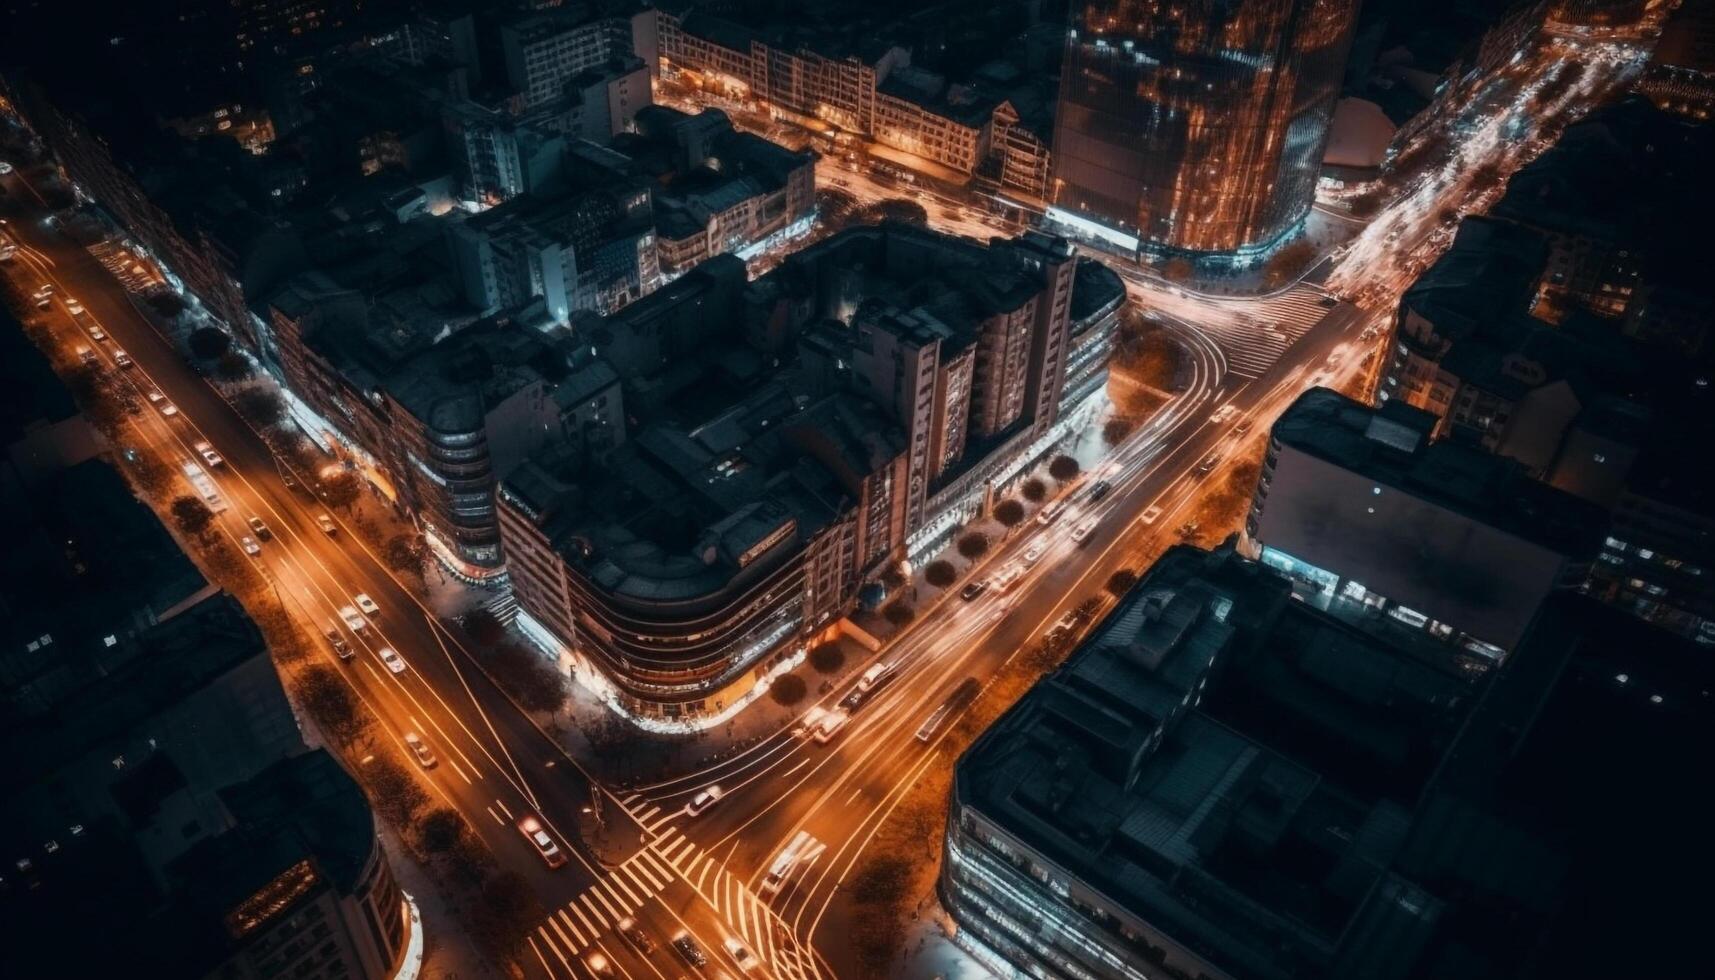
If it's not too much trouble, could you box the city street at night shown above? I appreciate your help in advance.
[4,3,1712,980]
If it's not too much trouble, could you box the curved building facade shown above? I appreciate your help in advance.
[1050,0,1360,264]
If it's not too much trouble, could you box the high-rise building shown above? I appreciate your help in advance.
[1048,0,1361,265]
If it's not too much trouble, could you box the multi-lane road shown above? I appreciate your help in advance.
[0,13,1661,974]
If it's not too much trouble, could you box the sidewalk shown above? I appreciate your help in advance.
[541,632,875,788]
[894,905,994,980]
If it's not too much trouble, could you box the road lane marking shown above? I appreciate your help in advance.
[578,893,608,927]
[486,805,504,826]
[557,909,586,946]
[637,804,660,825]
[494,797,514,820]
[626,853,663,890]
[568,898,599,936]
[588,883,625,922]
[536,926,572,972]
[546,914,579,955]
[607,869,643,907]
[527,936,558,979]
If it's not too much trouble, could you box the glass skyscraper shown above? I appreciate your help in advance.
[1049,0,1361,264]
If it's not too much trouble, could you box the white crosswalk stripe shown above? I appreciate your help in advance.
[1193,286,1336,380]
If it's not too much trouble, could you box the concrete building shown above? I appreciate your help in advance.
[1049,0,1360,265]
[269,282,572,577]
[500,9,633,110]
[1249,388,1603,659]
[597,106,816,276]
[496,225,1120,722]
[944,544,1529,980]
[448,178,659,320]
[655,6,1027,184]
[446,55,652,206]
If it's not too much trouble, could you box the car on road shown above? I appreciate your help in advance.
[686,784,725,816]
[671,933,708,967]
[616,917,656,954]
[113,349,132,368]
[338,605,368,633]
[1023,542,1047,564]
[811,707,850,744]
[516,814,566,868]
[316,512,338,534]
[323,624,353,660]
[146,389,166,405]
[247,516,271,541]
[583,952,612,976]
[1085,479,1112,502]
[1036,499,1068,525]
[1209,404,1237,424]
[157,399,178,417]
[241,536,261,556]
[403,732,436,769]
[77,345,97,365]
[1071,518,1099,546]
[724,938,760,972]
[1194,453,1219,476]
[378,647,407,674]
[67,298,85,315]
[1234,419,1253,435]
[1141,505,1163,524]
[959,580,987,601]
[194,441,222,467]
[354,593,379,617]
[1176,521,1200,539]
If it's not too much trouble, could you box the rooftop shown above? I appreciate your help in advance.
[1272,388,1604,559]
[1,593,265,794]
[956,546,1482,980]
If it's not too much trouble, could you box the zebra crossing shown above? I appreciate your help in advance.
[530,798,819,979]
[1193,287,1338,380]
[627,794,822,980]
[531,835,686,968]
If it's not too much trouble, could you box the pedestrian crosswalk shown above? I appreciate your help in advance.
[531,828,694,965]
[530,815,814,971]
[1194,287,1338,380]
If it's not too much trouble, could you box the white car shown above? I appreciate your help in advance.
[1209,403,1237,424]
[378,647,407,674]
[67,299,85,316]
[113,349,133,369]
[517,814,566,869]
[1023,542,1046,564]
[1070,519,1098,545]
[354,593,379,617]
[316,512,338,534]
[403,732,436,768]
[686,784,725,816]
[338,605,367,633]
[158,401,178,417]
[194,441,222,467]
[241,536,261,556]
[146,389,166,405]
[86,324,104,341]
[725,938,760,973]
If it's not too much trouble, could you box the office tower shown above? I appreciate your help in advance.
[1050,0,1361,264]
